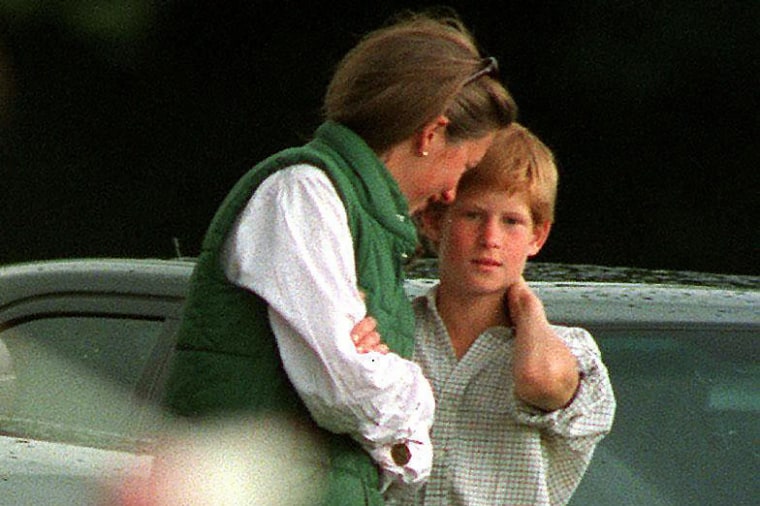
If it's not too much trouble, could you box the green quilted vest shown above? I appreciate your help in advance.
[163,121,418,505]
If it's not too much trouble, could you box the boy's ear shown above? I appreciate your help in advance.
[527,221,552,257]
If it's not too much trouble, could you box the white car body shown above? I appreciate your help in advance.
[1,259,758,505]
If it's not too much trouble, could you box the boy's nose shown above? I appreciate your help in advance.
[480,221,501,248]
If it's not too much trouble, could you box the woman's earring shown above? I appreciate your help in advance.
[421,151,429,157]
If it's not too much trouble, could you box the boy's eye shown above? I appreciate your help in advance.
[502,215,527,226]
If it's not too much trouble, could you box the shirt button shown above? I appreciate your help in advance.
[401,252,409,259]
[396,214,405,222]
[391,443,411,466]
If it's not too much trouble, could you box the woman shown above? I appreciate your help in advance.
[162,10,517,505]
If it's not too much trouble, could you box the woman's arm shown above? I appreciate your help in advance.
[222,166,433,486]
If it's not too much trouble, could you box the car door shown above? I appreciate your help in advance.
[533,283,760,506]
[0,260,188,505]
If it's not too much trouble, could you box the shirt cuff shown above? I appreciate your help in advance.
[365,424,432,490]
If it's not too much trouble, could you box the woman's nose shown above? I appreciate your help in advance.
[438,189,456,204]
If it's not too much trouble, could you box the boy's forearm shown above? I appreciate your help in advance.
[508,280,580,411]
[512,333,580,411]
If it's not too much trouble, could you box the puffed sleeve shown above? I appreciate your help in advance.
[222,166,434,487]
[512,326,616,452]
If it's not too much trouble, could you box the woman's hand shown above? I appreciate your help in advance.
[350,316,389,354]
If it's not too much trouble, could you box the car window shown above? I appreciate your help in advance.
[0,315,166,450]
[570,325,759,505]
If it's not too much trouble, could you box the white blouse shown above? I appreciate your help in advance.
[221,165,435,490]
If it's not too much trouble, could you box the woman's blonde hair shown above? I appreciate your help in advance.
[324,10,517,153]
[457,123,559,224]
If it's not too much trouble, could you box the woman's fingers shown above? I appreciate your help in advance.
[350,317,389,354]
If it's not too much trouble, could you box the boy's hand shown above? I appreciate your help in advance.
[350,316,389,354]
[506,277,550,331]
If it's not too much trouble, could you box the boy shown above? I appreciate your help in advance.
[355,123,616,505]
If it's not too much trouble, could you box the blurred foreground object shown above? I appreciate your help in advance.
[117,414,329,506]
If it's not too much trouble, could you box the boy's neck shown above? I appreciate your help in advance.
[435,284,510,359]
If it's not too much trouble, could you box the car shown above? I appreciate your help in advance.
[0,257,758,505]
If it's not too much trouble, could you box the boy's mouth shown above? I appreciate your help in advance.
[472,257,502,267]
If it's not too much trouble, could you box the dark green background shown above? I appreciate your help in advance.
[1,1,757,275]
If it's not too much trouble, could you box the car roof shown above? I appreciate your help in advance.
[1,257,757,328]
[408,258,759,290]
[404,278,759,327]
[0,258,193,305]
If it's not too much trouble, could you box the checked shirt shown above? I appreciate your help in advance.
[391,286,616,506]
